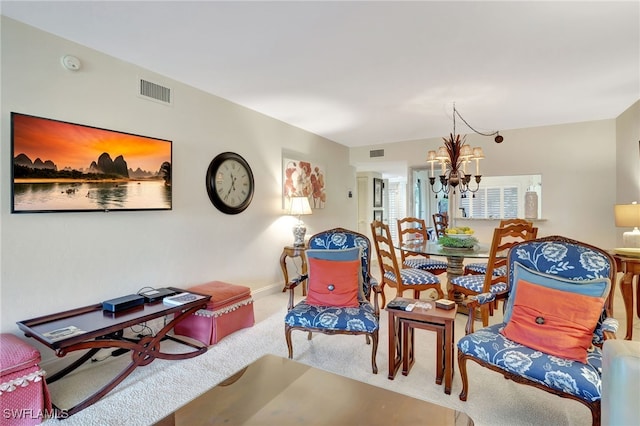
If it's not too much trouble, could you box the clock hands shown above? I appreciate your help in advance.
[224,173,237,201]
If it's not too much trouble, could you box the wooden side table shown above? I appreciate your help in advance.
[385,297,457,394]
[613,254,640,340]
[280,245,307,296]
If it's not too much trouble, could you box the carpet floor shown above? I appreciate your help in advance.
[40,290,601,426]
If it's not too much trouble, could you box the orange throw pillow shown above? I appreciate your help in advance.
[306,258,360,308]
[501,279,605,363]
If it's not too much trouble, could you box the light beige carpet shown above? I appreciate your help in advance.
[40,291,596,426]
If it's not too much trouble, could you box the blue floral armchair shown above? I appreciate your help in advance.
[284,228,381,373]
[457,235,618,425]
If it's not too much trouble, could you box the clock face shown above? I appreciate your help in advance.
[206,152,254,214]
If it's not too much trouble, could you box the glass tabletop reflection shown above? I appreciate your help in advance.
[398,240,501,259]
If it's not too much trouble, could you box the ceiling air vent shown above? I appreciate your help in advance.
[369,149,384,158]
[138,78,172,105]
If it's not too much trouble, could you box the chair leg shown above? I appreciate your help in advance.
[380,283,387,309]
[481,304,490,327]
[435,286,444,300]
[285,326,294,359]
[458,351,469,401]
[370,332,379,374]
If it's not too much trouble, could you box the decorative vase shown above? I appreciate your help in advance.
[525,190,538,219]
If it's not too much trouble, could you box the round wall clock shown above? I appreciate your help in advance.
[206,152,255,214]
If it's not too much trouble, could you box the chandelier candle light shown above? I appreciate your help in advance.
[426,104,502,198]
[289,196,312,247]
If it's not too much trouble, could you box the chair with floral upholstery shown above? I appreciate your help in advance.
[450,222,538,326]
[397,217,447,275]
[284,227,381,374]
[457,235,618,426]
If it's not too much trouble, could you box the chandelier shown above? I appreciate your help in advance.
[426,104,503,198]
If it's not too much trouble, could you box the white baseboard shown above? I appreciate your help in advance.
[251,282,282,299]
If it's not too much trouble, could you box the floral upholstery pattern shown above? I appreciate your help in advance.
[403,258,448,272]
[285,228,380,374]
[308,229,375,299]
[458,236,617,425]
[459,323,604,402]
[285,300,378,333]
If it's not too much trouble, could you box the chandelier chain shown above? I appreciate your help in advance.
[454,106,500,137]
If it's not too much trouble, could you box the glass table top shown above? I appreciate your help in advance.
[398,240,505,259]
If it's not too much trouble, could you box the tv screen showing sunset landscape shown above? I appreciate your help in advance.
[11,112,172,213]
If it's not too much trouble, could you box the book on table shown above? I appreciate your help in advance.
[163,292,208,307]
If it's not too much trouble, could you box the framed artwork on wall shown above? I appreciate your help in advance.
[282,156,326,209]
[373,178,383,208]
[11,112,172,213]
[373,209,383,222]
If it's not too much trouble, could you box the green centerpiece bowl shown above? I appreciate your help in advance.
[438,234,478,249]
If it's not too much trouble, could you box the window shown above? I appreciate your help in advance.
[387,180,406,242]
[459,175,541,219]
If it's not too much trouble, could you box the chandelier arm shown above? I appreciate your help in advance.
[428,176,451,196]
[464,175,482,194]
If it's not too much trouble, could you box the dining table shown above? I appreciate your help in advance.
[397,239,507,311]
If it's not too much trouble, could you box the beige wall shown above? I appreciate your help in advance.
[350,115,627,248]
[615,100,640,246]
[0,18,357,338]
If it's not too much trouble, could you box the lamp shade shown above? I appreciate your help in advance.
[435,147,449,161]
[614,203,640,227]
[289,196,312,216]
[472,147,485,159]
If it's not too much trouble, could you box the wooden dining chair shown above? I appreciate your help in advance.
[370,220,442,308]
[463,219,536,276]
[397,217,447,275]
[432,213,448,238]
[450,222,538,326]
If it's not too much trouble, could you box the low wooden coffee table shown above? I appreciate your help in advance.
[154,354,472,425]
[386,297,457,394]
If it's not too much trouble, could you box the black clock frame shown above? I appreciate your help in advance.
[205,152,254,215]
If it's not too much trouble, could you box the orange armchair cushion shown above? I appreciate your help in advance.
[306,258,360,308]
[501,279,605,363]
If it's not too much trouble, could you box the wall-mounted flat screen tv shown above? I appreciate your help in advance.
[11,112,172,213]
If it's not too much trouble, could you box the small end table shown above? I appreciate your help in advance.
[386,297,457,394]
[280,245,307,296]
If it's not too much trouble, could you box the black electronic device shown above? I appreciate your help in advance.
[386,299,411,311]
[139,287,178,303]
[102,294,145,313]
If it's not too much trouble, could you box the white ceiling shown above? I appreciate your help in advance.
[2,1,639,152]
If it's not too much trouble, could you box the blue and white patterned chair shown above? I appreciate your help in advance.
[458,235,618,426]
[450,222,538,326]
[371,220,442,309]
[397,217,447,275]
[284,228,381,374]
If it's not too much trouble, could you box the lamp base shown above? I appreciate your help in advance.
[623,228,640,249]
[292,221,307,247]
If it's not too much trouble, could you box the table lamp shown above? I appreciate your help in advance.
[289,196,312,247]
[614,202,640,248]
